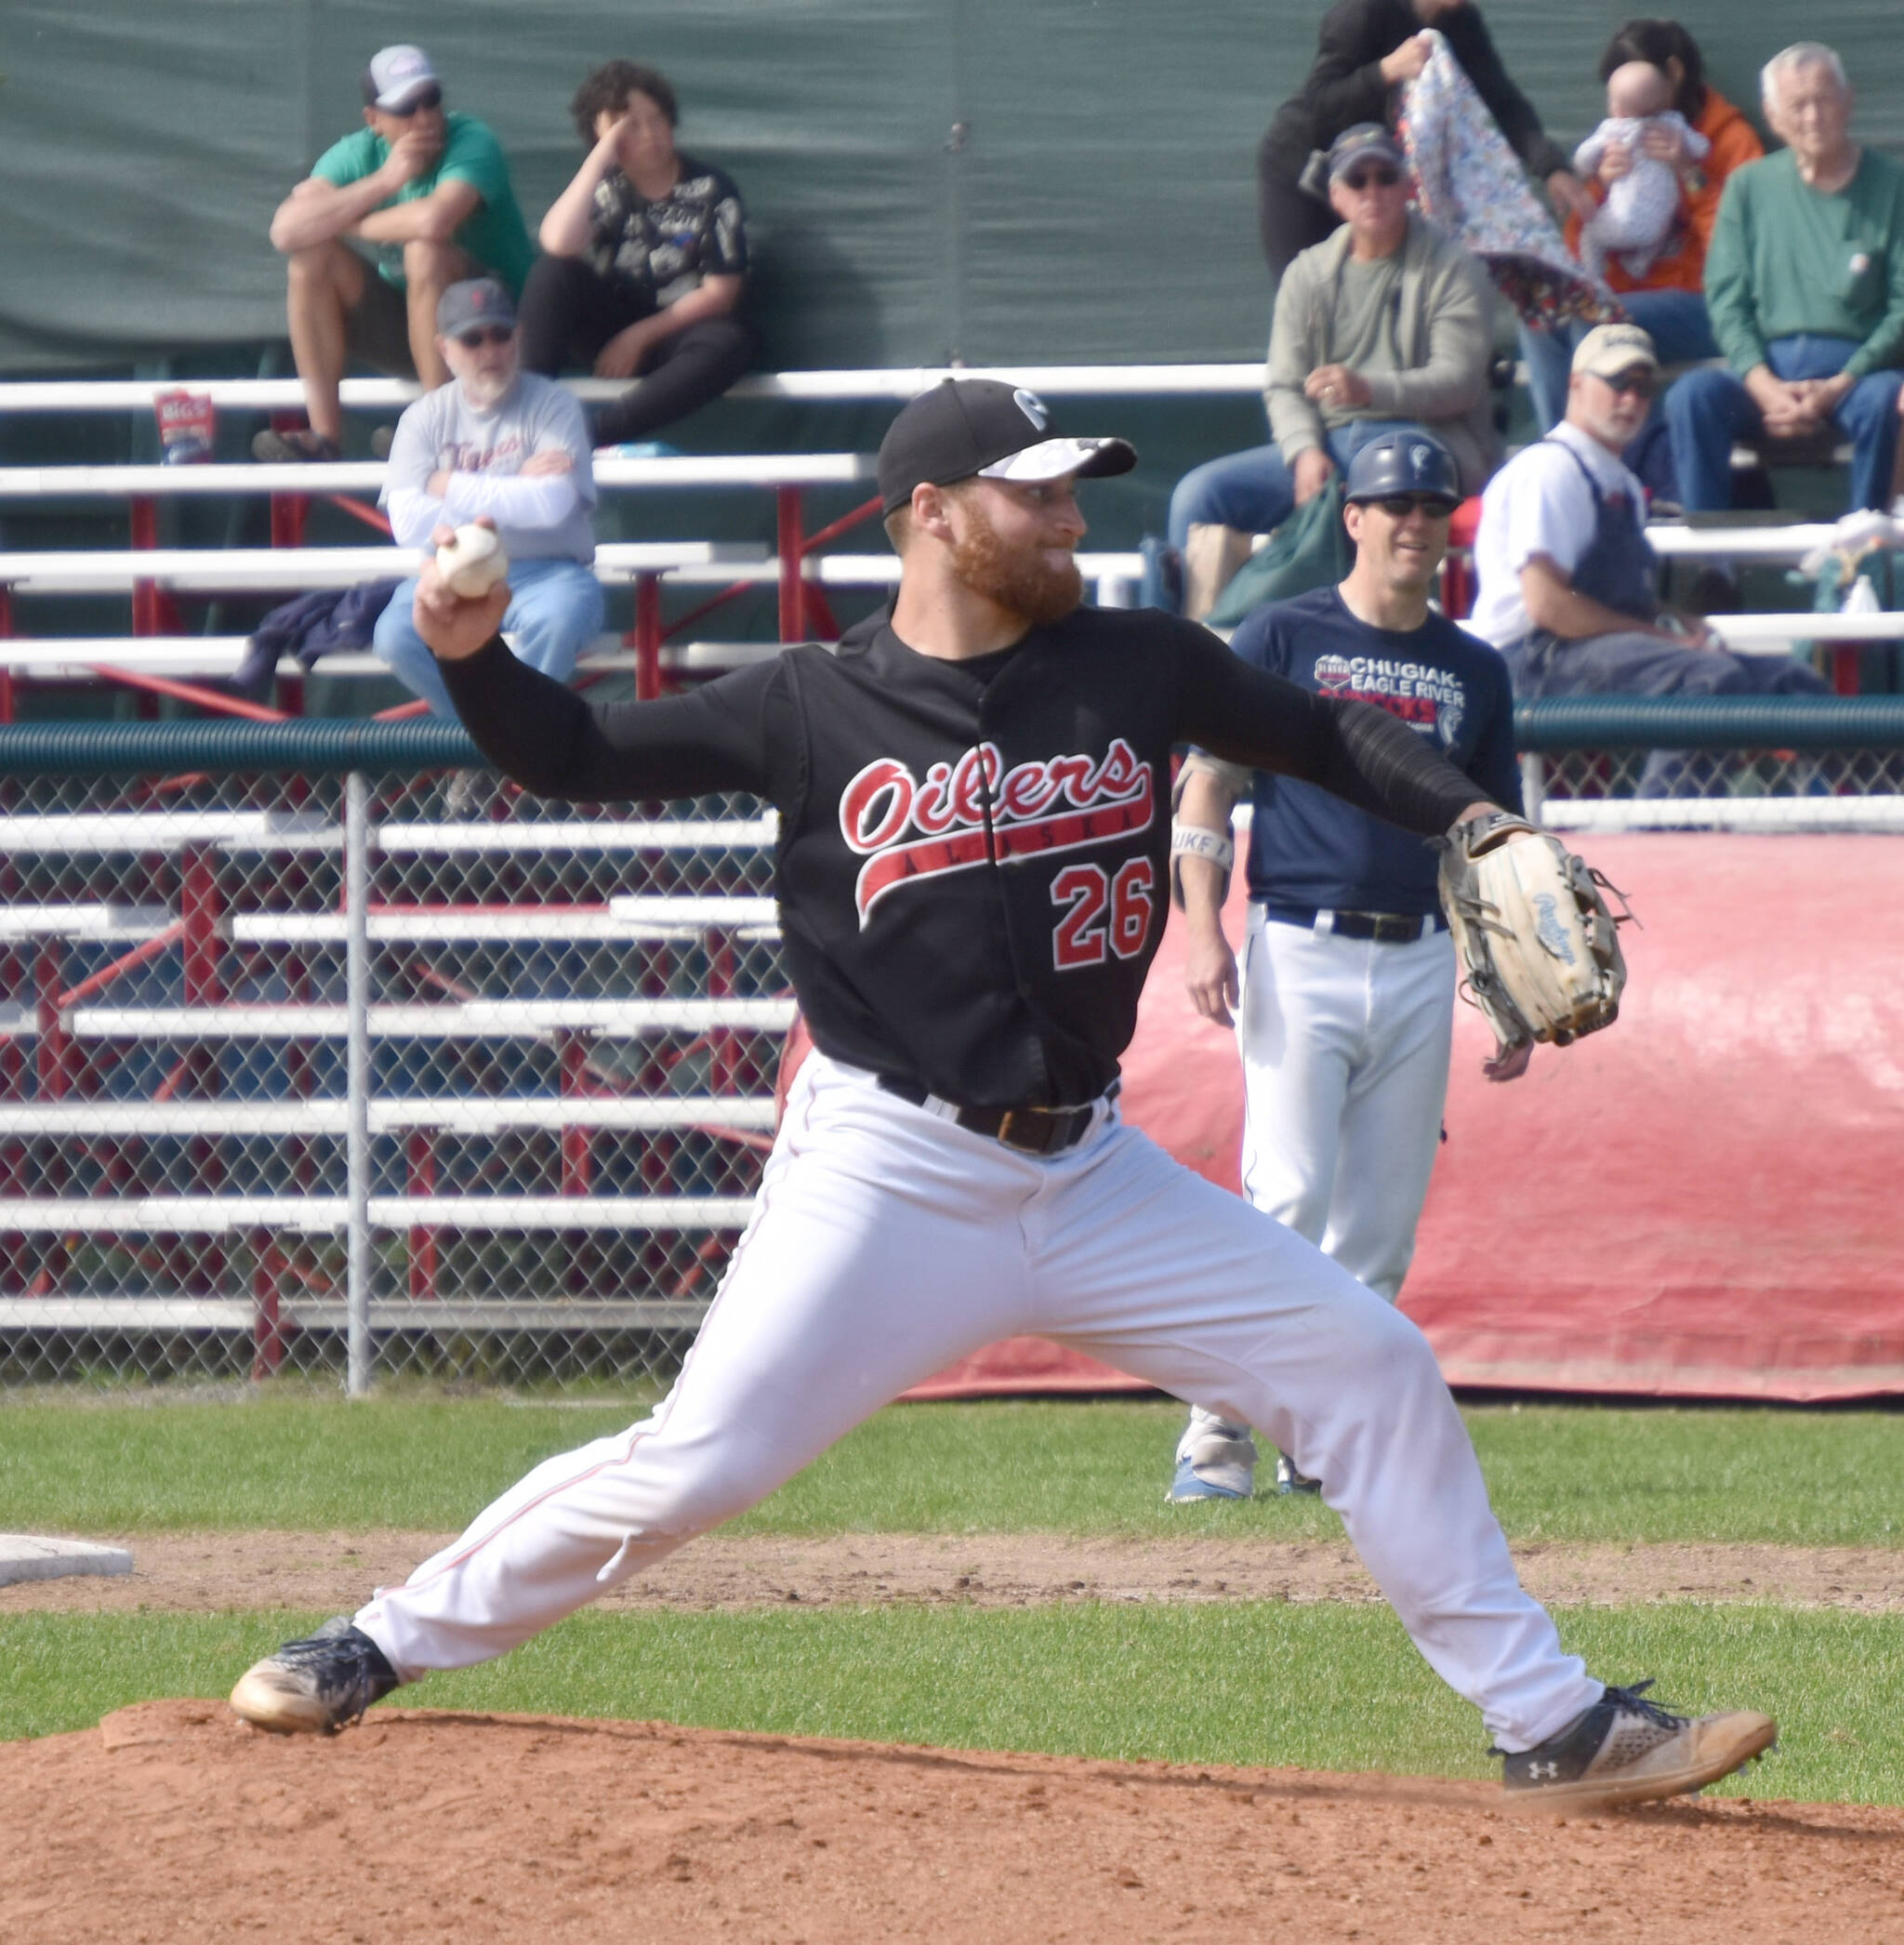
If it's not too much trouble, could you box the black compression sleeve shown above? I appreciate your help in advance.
[1324,695,1493,832]
[440,635,778,802]
[1175,628,1491,836]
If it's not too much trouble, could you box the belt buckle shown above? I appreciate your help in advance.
[994,1107,1041,1154]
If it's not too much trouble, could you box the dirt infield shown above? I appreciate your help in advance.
[4,1527,1901,1613]
[3,1700,1897,1943]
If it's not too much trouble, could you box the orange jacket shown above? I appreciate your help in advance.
[1563,86,1765,295]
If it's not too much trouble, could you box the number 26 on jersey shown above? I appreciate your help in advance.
[1051,857,1156,970]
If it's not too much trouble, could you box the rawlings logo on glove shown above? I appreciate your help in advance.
[1435,813,1633,1055]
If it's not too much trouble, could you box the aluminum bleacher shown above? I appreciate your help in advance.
[0,365,1872,721]
[0,364,1895,1389]
[0,373,1166,717]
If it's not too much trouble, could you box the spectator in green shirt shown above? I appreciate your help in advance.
[1663,42,1904,512]
[258,46,536,461]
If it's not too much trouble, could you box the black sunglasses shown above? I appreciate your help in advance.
[387,84,443,116]
[1341,165,1402,191]
[454,325,514,349]
[1597,367,1657,400]
[1368,494,1459,519]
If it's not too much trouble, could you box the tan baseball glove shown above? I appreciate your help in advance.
[1435,813,1631,1054]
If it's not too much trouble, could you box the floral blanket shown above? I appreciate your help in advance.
[1399,31,1620,328]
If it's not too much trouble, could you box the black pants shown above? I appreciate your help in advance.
[517,255,756,442]
[1257,131,1339,286]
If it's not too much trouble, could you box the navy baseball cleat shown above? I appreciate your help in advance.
[1274,1449,1324,1496]
[230,1616,400,1735]
[1166,1410,1258,1501]
[1500,1680,1777,1809]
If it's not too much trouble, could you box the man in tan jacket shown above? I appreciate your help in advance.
[1168,125,1501,616]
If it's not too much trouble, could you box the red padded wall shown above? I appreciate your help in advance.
[911,833,1904,1401]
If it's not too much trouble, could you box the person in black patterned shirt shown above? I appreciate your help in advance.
[519,60,754,449]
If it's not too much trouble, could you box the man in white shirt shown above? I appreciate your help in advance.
[374,279,603,717]
[1469,324,1824,708]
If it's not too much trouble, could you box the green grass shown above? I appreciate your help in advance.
[7,1394,1899,1803]
[6,1603,1898,1804]
[2,1392,1900,1546]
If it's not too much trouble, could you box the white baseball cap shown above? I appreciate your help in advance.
[1571,323,1659,382]
[364,46,440,112]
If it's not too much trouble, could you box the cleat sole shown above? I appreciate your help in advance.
[230,1666,348,1736]
[1507,1712,1778,1811]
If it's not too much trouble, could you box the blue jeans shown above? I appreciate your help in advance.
[1517,321,1575,435]
[1167,418,1421,553]
[1620,288,1721,365]
[1518,293,1720,447]
[373,556,606,720]
[1617,291,1723,502]
[1664,334,1904,513]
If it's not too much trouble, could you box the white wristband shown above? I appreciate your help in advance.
[1170,825,1235,874]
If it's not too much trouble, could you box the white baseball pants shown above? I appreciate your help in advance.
[356,1052,1597,1752]
[1237,908,1457,1303]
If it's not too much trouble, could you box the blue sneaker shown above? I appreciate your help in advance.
[1275,1450,1324,1496]
[1165,1410,1257,1502]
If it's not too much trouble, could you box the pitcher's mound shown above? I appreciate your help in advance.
[4,1700,1898,1941]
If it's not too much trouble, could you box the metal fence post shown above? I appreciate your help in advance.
[1520,751,1546,827]
[344,770,372,1396]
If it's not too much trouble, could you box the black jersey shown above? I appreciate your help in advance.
[443,605,1488,1108]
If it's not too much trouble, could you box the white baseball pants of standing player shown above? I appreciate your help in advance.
[355,1052,1598,1752]
[1237,907,1457,1303]
[1181,906,1457,1465]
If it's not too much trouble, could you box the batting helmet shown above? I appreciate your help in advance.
[1342,431,1461,506]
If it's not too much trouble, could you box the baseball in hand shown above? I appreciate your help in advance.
[436,524,509,599]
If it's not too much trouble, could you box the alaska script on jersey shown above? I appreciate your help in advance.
[838,736,1155,956]
[442,602,1488,1109]
[774,619,1184,1108]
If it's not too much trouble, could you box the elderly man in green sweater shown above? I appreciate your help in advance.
[1664,41,1904,512]
[1168,123,1500,617]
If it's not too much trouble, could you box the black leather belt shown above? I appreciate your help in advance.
[1263,903,1448,944]
[878,1076,1115,1155]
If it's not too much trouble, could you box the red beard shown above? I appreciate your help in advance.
[949,501,1083,627]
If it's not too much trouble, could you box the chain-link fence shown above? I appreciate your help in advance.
[0,724,789,1392]
[1541,740,1904,797]
[1517,695,1904,833]
[4,700,1902,1393]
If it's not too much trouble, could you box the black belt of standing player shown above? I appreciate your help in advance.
[1263,903,1448,944]
[878,1075,1117,1155]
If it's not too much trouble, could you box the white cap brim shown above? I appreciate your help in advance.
[976,436,1136,484]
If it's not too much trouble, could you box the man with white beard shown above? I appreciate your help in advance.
[373,277,602,718]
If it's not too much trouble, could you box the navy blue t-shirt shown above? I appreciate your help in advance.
[1228,586,1521,917]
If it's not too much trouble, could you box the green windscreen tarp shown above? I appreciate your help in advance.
[5,1,1903,373]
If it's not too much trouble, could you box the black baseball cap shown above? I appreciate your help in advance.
[877,378,1137,515]
[1327,123,1407,181]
